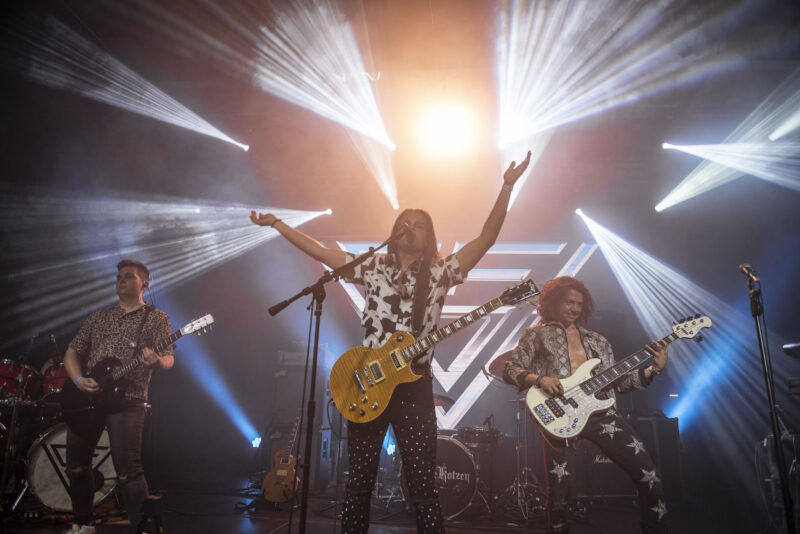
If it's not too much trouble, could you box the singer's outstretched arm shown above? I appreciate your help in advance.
[456,151,532,275]
[250,211,347,269]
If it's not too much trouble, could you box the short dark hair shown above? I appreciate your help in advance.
[117,259,150,283]
[387,209,441,263]
[537,276,594,325]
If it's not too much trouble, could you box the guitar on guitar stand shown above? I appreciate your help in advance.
[262,409,302,503]
[60,314,214,439]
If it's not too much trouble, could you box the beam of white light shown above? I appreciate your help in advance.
[657,67,800,210]
[345,130,398,209]
[577,210,796,492]
[0,192,326,351]
[9,16,247,150]
[496,0,756,147]
[251,1,394,150]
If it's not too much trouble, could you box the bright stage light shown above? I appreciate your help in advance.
[418,103,476,157]
[11,16,247,150]
[0,192,327,352]
[657,67,800,210]
[345,130,398,209]
[575,208,583,216]
[577,210,795,493]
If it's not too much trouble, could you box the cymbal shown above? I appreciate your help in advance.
[433,393,455,408]
[487,349,514,379]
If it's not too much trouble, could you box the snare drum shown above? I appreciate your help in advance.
[42,362,69,400]
[401,436,477,519]
[27,423,116,511]
[457,426,502,448]
[0,359,41,400]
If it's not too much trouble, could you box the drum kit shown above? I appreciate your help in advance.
[370,362,545,523]
[0,358,117,516]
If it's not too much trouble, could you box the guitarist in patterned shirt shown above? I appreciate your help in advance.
[62,259,173,534]
[503,276,669,534]
[250,150,531,534]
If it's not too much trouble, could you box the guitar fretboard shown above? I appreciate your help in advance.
[110,330,184,381]
[399,297,504,364]
[579,332,679,395]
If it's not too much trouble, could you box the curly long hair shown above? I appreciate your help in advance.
[387,209,441,263]
[537,276,594,325]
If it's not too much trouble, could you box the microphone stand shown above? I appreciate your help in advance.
[268,228,407,534]
[747,275,796,534]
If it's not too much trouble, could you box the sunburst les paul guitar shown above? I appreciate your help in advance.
[330,280,540,423]
[262,409,302,503]
[526,314,711,440]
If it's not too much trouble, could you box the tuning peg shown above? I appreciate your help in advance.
[694,313,700,319]
[695,335,704,343]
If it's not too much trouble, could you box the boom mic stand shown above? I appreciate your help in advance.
[268,227,408,534]
[742,266,796,534]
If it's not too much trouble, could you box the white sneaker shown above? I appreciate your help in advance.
[62,525,96,534]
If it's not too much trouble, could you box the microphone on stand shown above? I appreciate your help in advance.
[390,222,414,243]
[738,263,760,283]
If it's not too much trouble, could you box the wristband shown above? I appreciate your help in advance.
[75,376,83,385]
[270,219,282,227]
[502,183,513,193]
[533,374,544,387]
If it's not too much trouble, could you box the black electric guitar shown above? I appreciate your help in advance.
[526,314,711,440]
[330,280,539,423]
[61,314,214,436]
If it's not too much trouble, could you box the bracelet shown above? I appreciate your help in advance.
[649,365,662,375]
[75,376,83,385]
[502,183,513,193]
[270,219,282,227]
[533,374,544,387]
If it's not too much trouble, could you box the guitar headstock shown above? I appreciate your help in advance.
[182,314,215,336]
[500,279,540,306]
[672,314,711,339]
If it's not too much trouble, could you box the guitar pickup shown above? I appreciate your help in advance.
[353,370,366,393]
[368,361,385,383]
[545,398,565,417]
[362,368,374,387]
[533,403,555,425]
[390,350,405,370]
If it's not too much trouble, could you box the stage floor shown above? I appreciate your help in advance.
[1,481,762,534]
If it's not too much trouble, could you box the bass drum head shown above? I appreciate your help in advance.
[27,423,116,511]
[400,436,477,520]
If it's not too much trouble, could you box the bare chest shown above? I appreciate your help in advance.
[566,328,588,373]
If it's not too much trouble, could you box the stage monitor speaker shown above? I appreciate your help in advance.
[573,414,682,505]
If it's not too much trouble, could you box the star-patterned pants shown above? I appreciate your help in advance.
[542,409,668,534]
[341,376,444,534]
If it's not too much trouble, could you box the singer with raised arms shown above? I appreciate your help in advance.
[250,150,531,534]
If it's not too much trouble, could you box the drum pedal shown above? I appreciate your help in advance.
[136,495,164,534]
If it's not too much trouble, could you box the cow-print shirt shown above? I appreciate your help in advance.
[344,252,464,366]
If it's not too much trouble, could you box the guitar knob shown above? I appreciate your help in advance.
[371,402,379,410]
[349,404,356,411]
[359,409,365,416]
[361,396,368,403]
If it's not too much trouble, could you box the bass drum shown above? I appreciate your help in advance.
[401,436,477,519]
[27,423,117,511]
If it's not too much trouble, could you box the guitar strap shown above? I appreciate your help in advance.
[410,257,432,338]
[130,305,153,362]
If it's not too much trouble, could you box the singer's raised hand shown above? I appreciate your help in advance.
[503,150,532,186]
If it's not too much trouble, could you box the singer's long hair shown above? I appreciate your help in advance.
[387,209,440,263]
[537,276,595,326]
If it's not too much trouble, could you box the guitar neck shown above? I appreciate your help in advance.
[402,296,505,365]
[110,330,183,381]
[581,331,679,394]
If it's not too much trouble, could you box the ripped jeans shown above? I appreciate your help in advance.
[66,401,148,530]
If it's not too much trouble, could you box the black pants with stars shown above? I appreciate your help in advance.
[341,375,444,534]
[541,409,667,534]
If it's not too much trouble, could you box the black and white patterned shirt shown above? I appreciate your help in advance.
[69,303,173,401]
[345,252,464,366]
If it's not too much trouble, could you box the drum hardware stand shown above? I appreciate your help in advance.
[268,227,407,533]
[499,399,541,521]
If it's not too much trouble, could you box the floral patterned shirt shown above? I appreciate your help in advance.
[69,302,173,400]
[345,252,464,366]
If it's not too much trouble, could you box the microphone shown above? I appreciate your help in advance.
[738,263,760,283]
[401,222,414,243]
